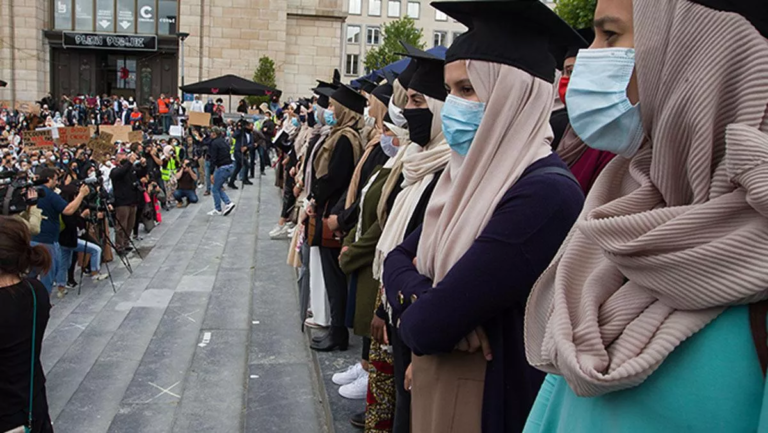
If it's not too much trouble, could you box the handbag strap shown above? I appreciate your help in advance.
[25,280,37,433]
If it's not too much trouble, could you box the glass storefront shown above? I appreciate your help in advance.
[54,0,178,35]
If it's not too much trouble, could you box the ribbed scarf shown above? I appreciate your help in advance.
[313,101,364,179]
[525,0,768,397]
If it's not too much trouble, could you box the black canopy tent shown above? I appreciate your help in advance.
[179,74,281,111]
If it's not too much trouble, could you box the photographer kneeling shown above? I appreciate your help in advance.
[173,159,199,208]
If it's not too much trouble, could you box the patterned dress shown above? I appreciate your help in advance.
[365,293,396,432]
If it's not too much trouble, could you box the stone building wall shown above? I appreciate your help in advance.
[0,0,50,108]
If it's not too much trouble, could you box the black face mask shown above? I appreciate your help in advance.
[402,108,433,146]
[307,112,316,128]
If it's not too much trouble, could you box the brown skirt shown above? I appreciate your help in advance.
[411,351,487,433]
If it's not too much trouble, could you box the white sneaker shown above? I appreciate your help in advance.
[91,272,109,281]
[339,371,369,400]
[332,362,365,386]
[223,202,236,216]
[207,209,222,216]
[270,225,290,239]
[269,224,283,236]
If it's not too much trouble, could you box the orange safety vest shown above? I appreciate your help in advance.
[157,98,169,114]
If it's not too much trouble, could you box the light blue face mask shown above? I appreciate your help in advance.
[566,48,644,158]
[291,118,300,128]
[441,94,486,157]
[324,110,337,126]
[380,134,398,158]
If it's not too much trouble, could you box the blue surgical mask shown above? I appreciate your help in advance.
[441,95,485,157]
[380,134,398,158]
[63,159,70,165]
[291,118,300,128]
[567,48,644,158]
[324,110,337,126]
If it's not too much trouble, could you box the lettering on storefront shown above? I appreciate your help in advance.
[62,32,157,51]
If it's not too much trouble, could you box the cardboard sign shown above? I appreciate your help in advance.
[23,145,55,153]
[188,111,211,126]
[98,131,114,144]
[87,137,114,164]
[88,125,98,138]
[99,125,132,143]
[22,130,54,148]
[169,125,184,137]
[57,127,91,146]
[128,130,143,143]
[14,101,41,116]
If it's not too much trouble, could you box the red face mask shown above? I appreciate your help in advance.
[558,75,570,105]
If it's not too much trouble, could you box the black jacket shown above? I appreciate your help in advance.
[209,136,233,168]
[233,129,254,161]
[110,160,140,207]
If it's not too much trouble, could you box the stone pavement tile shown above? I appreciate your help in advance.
[171,329,248,433]
[98,307,166,362]
[176,275,216,292]
[52,359,142,433]
[108,402,178,433]
[313,333,366,433]
[244,363,325,433]
[202,270,253,330]
[132,289,175,309]
[120,292,209,406]
[247,309,308,365]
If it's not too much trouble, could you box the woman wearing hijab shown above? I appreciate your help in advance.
[382,2,586,432]
[308,85,366,352]
[524,0,768,431]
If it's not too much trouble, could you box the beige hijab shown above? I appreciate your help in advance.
[416,61,553,283]
[525,0,768,397]
[313,100,364,179]
[345,97,388,208]
[373,96,451,282]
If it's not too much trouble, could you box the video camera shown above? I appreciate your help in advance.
[0,170,46,216]
[75,176,111,212]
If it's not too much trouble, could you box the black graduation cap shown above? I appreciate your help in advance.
[557,28,594,69]
[397,57,418,89]
[312,79,340,109]
[373,73,385,84]
[432,0,587,83]
[399,42,447,101]
[371,82,394,107]
[383,69,398,86]
[359,78,378,94]
[330,84,368,115]
[333,69,342,87]
[689,0,766,38]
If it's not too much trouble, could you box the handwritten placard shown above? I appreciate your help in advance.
[87,137,115,163]
[128,130,143,143]
[99,125,132,143]
[22,130,54,148]
[57,127,91,146]
[98,131,114,144]
[188,111,211,127]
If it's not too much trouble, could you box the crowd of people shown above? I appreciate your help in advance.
[2,0,767,431]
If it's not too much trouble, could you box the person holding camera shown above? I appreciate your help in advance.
[30,168,89,295]
[228,119,254,189]
[110,150,141,255]
[207,127,236,216]
[174,159,199,208]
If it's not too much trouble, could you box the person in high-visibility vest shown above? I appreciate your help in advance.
[160,145,180,205]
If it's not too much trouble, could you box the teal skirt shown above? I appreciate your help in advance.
[524,306,767,433]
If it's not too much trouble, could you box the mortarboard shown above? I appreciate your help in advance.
[432,0,586,83]
[330,84,368,115]
[399,42,447,101]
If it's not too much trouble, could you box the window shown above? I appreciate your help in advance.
[349,0,362,14]
[345,54,360,76]
[54,0,73,30]
[407,1,420,19]
[366,27,381,45]
[95,0,114,32]
[433,31,446,47]
[137,0,156,34]
[346,25,361,44]
[75,0,94,31]
[435,9,447,21]
[368,0,381,16]
[387,0,400,17]
[158,0,178,35]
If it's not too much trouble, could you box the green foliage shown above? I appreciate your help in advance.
[554,0,597,29]
[364,17,425,72]
[246,56,278,107]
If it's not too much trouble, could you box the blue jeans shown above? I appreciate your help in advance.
[30,241,59,294]
[173,189,199,204]
[212,164,234,211]
[204,160,212,193]
[161,114,172,133]
[57,239,103,283]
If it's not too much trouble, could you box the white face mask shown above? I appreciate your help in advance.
[88,172,97,180]
[388,99,407,128]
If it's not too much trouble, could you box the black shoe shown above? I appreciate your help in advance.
[228,184,239,190]
[311,332,328,343]
[350,412,365,429]
[310,327,349,352]
[260,172,266,176]
[242,180,254,185]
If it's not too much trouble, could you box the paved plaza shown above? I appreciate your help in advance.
[41,175,333,433]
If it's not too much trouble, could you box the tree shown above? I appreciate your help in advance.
[364,17,425,72]
[246,56,277,107]
[555,0,597,29]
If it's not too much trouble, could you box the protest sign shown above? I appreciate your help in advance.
[87,137,114,164]
[188,111,211,126]
[98,131,114,144]
[128,130,143,143]
[99,125,132,143]
[57,127,91,146]
[22,130,54,148]
[169,125,184,137]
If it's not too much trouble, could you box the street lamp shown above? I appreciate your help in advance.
[175,32,190,98]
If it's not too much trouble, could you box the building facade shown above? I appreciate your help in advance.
[0,0,345,110]
[340,0,466,78]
